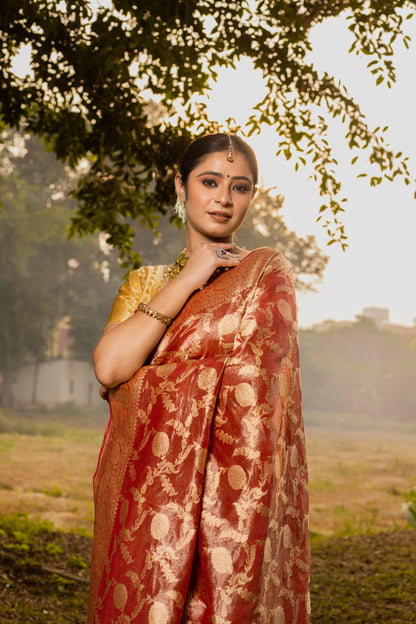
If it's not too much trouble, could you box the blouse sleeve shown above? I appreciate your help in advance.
[104,268,147,328]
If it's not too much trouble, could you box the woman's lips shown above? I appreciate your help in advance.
[208,212,231,222]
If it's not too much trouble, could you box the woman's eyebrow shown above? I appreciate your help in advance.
[196,170,253,183]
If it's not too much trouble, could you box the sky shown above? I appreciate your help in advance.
[11,10,416,329]
[204,16,416,329]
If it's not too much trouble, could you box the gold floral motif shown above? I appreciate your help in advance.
[218,313,239,336]
[238,363,260,378]
[119,499,129,526]
[156,362,177,378]
[277,298,293,321]
[291,444,299,468]
[282,523,292,549]
[227,464,247,490]
[150,513,170,540]
[197,367,218,390]
[210,547,234,574]
[234,382,255,407]
[152,431,169,457]
[274,606,286,624]
[148,601,169,624]
[113,582,128,611]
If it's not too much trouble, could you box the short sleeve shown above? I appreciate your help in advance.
[104,266,165,328]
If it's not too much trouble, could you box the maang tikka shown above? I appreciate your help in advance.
[227,134,234,162]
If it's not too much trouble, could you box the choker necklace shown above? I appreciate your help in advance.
[164,249,189,281]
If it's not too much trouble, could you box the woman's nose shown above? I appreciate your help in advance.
[217,183,232,205]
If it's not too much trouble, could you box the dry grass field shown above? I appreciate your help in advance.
[0,407,415,624]
[0,409,107,533]
[0,407,414,537]
[305,412,416,536]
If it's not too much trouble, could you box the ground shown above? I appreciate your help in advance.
[1,516,415,623]
[0,407,415,622]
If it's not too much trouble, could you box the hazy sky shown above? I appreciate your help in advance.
[206,16,416,329]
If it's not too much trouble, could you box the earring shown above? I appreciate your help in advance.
[174,196,187,222]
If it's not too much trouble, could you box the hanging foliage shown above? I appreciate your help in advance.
[1,0,415,265]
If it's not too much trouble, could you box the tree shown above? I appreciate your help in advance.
[300,319,416,420]
[0,129,121,402]
[1,0,415,266]
[65,240,123,361]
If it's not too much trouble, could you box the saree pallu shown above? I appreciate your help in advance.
[88,248,310,624]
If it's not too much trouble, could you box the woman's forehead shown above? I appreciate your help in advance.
[191,151,254,179]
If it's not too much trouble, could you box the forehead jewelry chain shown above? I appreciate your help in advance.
[227,134,234,162]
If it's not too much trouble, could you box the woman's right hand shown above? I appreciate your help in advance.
[175,242,241,292]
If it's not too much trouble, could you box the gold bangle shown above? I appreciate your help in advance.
[137,301,172,327]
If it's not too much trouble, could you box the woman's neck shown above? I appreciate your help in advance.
[185,233,234,253]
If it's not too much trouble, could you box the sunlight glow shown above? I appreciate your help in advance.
[204,58,268,131]
[10,44,33,78]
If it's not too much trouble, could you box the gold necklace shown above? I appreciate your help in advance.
[164,249,189,281]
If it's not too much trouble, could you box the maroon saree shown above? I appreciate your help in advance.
[88,248,310,623]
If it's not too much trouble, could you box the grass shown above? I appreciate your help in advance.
[0,406,415,622]
[0,406,108,440]
[0,513,415,624]
[1,406,414,536]
[0,514,90,624]
[310,529,416,623]
[305,414,416,536]
[0,406,107,533]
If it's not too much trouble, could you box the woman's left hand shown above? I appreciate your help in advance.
[99,384,109,401]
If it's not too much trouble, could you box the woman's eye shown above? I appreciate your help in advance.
[202,178,217,187]
[233,184,249,193]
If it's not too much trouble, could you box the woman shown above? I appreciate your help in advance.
[89,133,310,624]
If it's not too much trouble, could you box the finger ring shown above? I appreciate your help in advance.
[216,248,228,259]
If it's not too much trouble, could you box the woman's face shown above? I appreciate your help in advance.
[175,150,256,245]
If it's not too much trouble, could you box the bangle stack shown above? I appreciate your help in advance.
[136,301,172,327]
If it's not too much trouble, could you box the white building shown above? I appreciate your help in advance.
[362,307,390,325]
[12,359,102,408]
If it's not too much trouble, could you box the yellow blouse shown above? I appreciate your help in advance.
[104,265,166,328]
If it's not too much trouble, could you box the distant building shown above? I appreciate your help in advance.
[362,307,390,325]
[12,359,102,408]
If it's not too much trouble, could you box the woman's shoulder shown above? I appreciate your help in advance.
[244,247,291,272]
[125,264,165,290]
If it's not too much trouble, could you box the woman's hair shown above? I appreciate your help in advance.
[178,133,258,187]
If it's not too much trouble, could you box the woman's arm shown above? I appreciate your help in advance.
[93,243,240,388]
